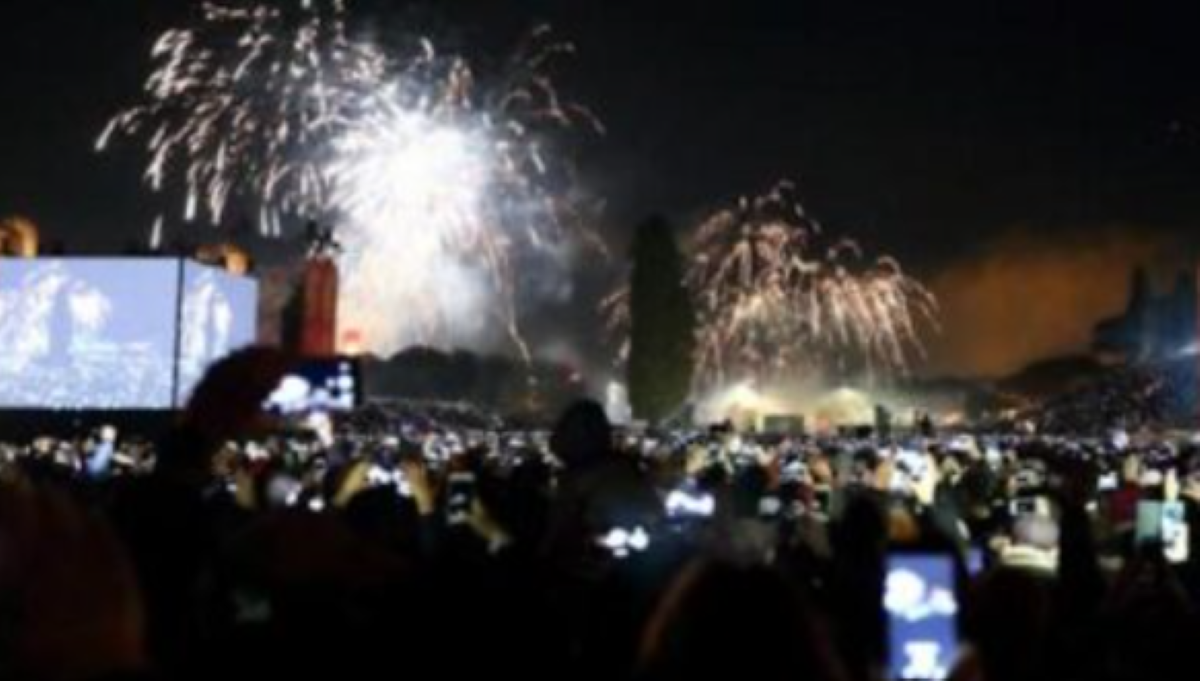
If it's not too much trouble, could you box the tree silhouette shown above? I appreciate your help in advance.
[627,215,696,422]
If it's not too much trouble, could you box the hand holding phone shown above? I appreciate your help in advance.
[885,553,960,680]
[400,458,436,516]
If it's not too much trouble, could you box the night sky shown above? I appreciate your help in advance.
[2,0,1200,377]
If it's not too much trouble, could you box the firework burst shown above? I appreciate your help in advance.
[607,181,938,387]
[326,25,602,357]
[101,1,600,357]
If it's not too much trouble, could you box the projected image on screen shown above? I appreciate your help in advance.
[0,259,179,409]
[176,263,259,405]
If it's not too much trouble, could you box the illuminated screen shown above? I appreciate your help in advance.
[265,358,360,415]
[0,258,258,410]
[0,259,180,409]
[176,262,259,405]
[885,554,960,680]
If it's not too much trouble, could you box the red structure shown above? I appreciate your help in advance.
[300,256,339,357]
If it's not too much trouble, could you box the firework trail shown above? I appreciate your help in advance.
[100,1,600,357]
[98,0,388,236]
[607,181,938,387]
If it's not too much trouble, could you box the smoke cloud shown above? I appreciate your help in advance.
[925,226,1193,378]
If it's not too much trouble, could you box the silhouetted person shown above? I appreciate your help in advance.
[545,400,662,565]
[543,400,663,681]
[638,561,845,681]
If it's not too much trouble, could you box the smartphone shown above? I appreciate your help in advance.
[1138,500,1190,563]
[1009,497,1039,518]
[264,357,362,415]
[445,471,476,525]
[1136,500,1165,546]
[885,553,960,680]
[1014,469,1040,491]
[1098,472,1119,492]
[665,489,716,519]
[1162,502,1190,564]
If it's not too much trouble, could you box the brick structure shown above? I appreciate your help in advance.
[300,256,339,357]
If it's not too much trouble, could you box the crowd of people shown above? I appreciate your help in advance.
[4,349,1200,681]
[1029,364,1195,435]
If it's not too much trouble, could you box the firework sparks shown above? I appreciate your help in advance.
[326,26,601,357]
[692,181,938,384]
[101,0,599,357]
[607,181,938,387]
[98,0,387,235]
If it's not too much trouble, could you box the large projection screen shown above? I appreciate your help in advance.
[0,259,181,409]
[175,261,259,406]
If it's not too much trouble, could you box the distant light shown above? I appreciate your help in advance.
[728,381,766,409]
[341,329,365,356]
